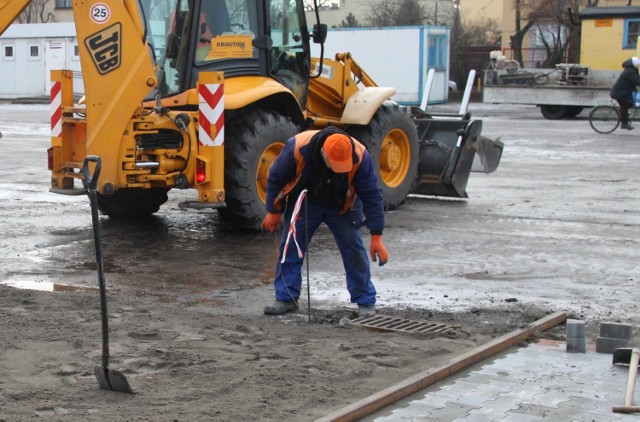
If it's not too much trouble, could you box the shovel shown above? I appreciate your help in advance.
[82,156,134,394]
[612,347,640,413]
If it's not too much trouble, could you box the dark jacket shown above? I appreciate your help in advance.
[265,127,385,234]
[610,58,640,104]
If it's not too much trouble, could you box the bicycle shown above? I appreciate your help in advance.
[588,100,640,134]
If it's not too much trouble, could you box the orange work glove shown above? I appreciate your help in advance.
[261,212,282,233]
[369,234,388,266]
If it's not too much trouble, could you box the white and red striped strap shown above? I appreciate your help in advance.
[281,189,307,263]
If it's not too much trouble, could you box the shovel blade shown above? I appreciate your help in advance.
[613,348,640,366]
[94,366,111,390]
[108,369,134,394]
[94,366,134,394]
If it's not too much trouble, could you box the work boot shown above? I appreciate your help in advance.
[357,304,376,318]
[621,123,634,130]
[264,300,298,315]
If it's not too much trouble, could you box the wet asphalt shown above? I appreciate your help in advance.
[1,100,639,325]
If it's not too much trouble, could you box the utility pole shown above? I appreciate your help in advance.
[434,2,438,26]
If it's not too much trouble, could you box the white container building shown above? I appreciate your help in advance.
[312,26,451,105]
[0,23,81,99]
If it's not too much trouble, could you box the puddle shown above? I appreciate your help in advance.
[1,278,97,292]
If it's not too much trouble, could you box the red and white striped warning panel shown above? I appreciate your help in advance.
[50,81,62,138]
[198,83,224,146]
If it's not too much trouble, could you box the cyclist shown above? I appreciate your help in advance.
[610,56,640,130]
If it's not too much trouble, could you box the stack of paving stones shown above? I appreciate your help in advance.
[566,319,586,353]
[596,322,633,354]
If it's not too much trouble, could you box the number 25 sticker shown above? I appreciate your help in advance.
[90,3,110,24]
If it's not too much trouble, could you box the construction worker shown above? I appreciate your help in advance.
[261,127,388,318]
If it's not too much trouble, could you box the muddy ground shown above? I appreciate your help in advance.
[0,101,638,421]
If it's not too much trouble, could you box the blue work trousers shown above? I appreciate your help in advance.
[273,200,376,306]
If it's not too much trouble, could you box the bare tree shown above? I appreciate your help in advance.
[422,0,456,26]
[304,0,333,12]
[18,0,56,24]
[366,0,424,27]
[449,16,501,87]
[509,0,598,67]
[508,0,541,66]
[338,12,361,28]
[395,0,424,26]
[461,17,501,46]
[532,1,573,66]
[566,0,600,62]
[366,0,398,26]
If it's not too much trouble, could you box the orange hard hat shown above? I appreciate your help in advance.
[322,134,353,173]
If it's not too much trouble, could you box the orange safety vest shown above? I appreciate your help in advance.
[272,130,367,215]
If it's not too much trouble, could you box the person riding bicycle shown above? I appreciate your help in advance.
[610,56,640,130]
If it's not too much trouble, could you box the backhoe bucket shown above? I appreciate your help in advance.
[412,113,503,198]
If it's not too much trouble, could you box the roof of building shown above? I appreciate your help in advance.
[580,6,640,19]
[1,23,76,39]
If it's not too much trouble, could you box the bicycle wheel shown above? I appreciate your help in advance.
[589,105,620,134]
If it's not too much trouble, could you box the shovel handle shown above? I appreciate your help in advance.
[82,155,102,190]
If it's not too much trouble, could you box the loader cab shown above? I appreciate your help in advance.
[143,0,312,107]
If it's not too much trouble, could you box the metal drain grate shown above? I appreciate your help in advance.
[350,314,458,335]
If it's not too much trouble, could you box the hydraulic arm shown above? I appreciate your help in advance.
[70,1,157,193]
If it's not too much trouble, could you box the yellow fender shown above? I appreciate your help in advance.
[340,87,397,125]
[223,76,297,110]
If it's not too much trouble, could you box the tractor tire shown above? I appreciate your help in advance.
[540,105,568,120]
[97,188,168,218]
[345,103,419,210]
[219,109,297,230]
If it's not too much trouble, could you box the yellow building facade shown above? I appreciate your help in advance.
[580,6,640,70]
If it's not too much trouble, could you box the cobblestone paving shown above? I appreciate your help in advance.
[367,340,639,421]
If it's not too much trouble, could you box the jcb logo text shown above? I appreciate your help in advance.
[85,23,121,75]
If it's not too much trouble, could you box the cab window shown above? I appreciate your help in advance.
[195,0,259,64]
[269,0,309,105]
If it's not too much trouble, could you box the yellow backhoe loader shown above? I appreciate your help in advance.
[0,0,502,230]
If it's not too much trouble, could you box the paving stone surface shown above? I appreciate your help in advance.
[365,341,638,421]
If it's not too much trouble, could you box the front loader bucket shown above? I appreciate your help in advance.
[412,114,503,198]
